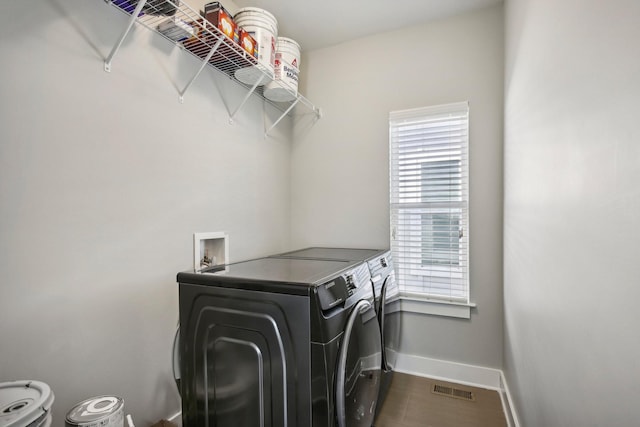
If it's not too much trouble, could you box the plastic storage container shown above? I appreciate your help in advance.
[65,396,124,427]
[233,7,278,85]
[0,380,54,427]
[264,37,301,102]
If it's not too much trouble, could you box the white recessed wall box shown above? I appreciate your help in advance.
[193,232,229,272]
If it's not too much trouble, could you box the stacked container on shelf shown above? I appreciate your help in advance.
[233,7,278,84]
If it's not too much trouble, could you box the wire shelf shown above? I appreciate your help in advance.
[105,0,320,133]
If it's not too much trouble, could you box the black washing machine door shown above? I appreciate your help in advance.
[378,271,401,372]
[378,276,390,371]
[335,299,382,427]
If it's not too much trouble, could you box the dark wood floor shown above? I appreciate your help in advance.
[374,372,507,427]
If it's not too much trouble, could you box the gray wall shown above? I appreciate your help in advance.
[0,0,291,424]
[504,0,640,425]
[292,6,505,368]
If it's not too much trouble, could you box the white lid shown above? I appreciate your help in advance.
[264,85,298,102]
[0,381,54,427]
[234,66,271,86]
[65,396,123,424]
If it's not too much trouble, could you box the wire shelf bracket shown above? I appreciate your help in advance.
[229,75,266,124]
[179,37,224,103]
[265,96,301,138]
[104,0,148,72]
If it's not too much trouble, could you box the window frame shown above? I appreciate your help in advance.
[389,101,472,314]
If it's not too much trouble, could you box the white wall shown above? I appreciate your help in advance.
[0,0,291,424]
[292,6,505,368]
[504,0,640,425]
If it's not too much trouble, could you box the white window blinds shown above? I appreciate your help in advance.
[389,102,469,303]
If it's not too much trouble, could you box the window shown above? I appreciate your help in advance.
[389,102,469,304]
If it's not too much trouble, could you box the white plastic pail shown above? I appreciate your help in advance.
[65,396,124,427]
[233,7,278,85]
[264,37,301,102]
[0,381,54,427]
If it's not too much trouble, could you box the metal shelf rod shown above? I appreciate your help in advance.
[229,75,266,123]
[179,37,225,103]
[265,96,301,138]
[104,0,148,72]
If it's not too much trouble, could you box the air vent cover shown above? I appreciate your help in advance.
[431,384,475,401]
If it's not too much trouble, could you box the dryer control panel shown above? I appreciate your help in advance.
[345,274,357,295]
[316,262,372,310]
[343,263,374,300]
[317,278,349,311]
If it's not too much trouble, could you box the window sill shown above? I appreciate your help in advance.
[399,296,476,319]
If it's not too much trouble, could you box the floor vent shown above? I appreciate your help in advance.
[432,384,476,401]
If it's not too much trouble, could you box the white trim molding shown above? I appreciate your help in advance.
[395,353,521,427]
[400,297,476,319]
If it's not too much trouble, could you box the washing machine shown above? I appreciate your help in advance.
[271,248,401,418]
[177,257,382,427]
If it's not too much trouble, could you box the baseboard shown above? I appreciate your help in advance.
[499,371,521,427]
[395,352,503,389]
[395,353,520,427]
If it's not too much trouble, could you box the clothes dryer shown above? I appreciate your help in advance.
[177,257,381,427]
[271,248,401,418]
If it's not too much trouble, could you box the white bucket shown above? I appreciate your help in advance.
[0,380,54,427]
[264,37,301,102]
[65,396,124,427]
[233,7,278,86]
